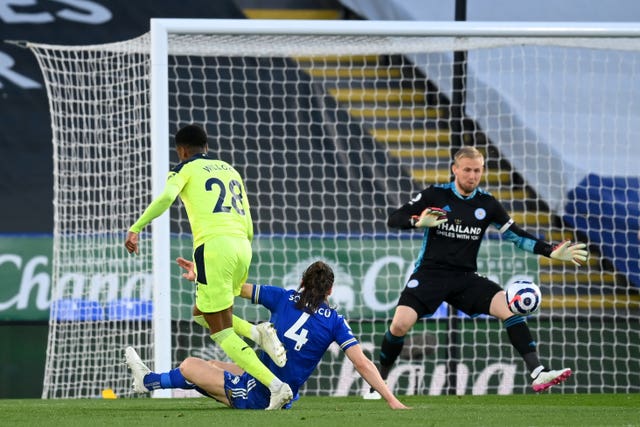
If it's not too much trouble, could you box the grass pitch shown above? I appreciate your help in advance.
[1,394,638,427]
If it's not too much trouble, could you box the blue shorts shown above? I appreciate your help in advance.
[224,371,270,409]
[223,371,296,410]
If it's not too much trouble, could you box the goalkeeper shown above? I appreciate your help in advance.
[125,258,408,410]
[124,124,291,410]
[367,146,588,397]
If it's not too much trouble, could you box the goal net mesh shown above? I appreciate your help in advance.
[29,28,640,399]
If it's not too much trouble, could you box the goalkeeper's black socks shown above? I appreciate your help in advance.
[523,353,543,374]
[530,365,546,379]
[379,330,406,377]
[504,315,541,372]
[368,330,405,393]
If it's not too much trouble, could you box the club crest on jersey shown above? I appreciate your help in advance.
[474,208,487,220]
[406,279,419,288]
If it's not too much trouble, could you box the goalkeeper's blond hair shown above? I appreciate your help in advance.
[453,146,484,166]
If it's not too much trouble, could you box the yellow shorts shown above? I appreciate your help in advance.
[193,236,252,313]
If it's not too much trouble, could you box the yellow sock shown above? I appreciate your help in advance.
[193,314,208,329]
[232,315,255,340]
[195,315,256,340]
[211,328,276,387]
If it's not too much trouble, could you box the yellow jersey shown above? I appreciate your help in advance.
[129,153,253,247]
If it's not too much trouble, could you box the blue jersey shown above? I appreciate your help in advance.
[252,285,358,397]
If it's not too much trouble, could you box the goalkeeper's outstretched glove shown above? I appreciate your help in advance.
[412,207,448,228]
[550,240,589,266]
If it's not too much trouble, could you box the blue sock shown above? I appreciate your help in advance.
[142,372,161,390]
[143,368,195,390]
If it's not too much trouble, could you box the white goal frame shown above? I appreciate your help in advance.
[148,16,640,386]
[30,17,640,399]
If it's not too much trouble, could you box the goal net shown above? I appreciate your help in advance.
[29,19,640,399]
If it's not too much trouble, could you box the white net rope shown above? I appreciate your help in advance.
[30,45,153,398]
[30,30,640,399]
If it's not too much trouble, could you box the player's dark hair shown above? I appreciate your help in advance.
[296,261,334,313]
[175,124,208,148]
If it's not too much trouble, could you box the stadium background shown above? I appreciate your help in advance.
[1,0,639,398]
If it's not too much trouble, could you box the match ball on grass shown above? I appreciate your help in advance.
[505,280,541,315]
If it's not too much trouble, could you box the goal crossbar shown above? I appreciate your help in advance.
[29,18,640,399]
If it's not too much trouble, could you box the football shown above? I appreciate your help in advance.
[505,280,542,315]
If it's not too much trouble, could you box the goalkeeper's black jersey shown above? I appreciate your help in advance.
[388,182,552,272]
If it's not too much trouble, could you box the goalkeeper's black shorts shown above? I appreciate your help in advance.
[396,269,502,318]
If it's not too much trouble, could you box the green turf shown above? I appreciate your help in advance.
[1,394,638,427]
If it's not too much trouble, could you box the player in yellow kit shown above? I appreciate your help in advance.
[124,124,292,409]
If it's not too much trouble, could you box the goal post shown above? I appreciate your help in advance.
[29,19,640,399]
[149,19,172,398]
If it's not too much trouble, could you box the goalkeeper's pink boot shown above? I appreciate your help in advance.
[125,346,151,393]
[532,368,572,392]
